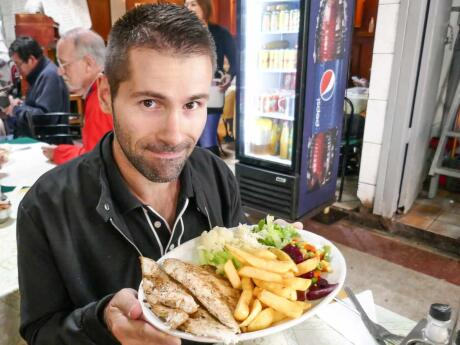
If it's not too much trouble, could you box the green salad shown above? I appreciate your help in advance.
[197,215,299,274]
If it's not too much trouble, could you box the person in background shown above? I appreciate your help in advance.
[1,36,69,137]
[41,28,113,164]
[184,0,237,156]
[17,4,244,345]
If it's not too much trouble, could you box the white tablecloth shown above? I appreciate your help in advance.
[0,143,56,188]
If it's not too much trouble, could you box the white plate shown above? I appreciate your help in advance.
[138,229,347,343]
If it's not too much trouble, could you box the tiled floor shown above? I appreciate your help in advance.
[397,189,460,241]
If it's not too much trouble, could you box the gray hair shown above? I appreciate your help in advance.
[60,28,106,68]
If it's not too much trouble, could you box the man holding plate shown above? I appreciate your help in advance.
[16,4,246,345]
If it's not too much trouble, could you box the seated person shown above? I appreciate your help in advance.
[42,28,113,164]
[1,36,69,137]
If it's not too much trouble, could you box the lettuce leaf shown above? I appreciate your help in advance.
[198,249,241,275]
[253,215,299,248]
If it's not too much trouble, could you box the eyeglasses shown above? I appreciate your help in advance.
[57,57,82,70]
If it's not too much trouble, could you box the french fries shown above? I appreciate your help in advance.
[238,266,283,282]
[226,245,292,274]
[247,308,276,332]
[296,256,320,276]
[220,244,324,333]
[252,249,278,260]
[234,289,252,321]
[239,299,262,327]
[282,277,311,291]
[224,259,241,289]
[257,289,303,318]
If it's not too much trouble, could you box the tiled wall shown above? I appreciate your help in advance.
[357,0,400,207]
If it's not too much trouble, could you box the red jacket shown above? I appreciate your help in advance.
[53,81,113,164]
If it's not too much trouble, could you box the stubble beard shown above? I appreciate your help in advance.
[113,110,193,183]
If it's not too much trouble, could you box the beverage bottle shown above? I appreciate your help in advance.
[262,8,271,32]
[314,0,346,63]
[287,122,293,160]
[269,119,282,155]
[422,304,452,345]
[279,121,289,159]
[270,8,279,32]
[308,132,326,190]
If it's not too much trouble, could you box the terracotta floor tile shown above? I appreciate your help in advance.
[427,221,460,240]
[398,212,435,230]
[301,218,460,286]
[411,203,443,217]
[436,211,460,226]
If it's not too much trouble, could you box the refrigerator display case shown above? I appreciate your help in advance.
[236,0,354,220]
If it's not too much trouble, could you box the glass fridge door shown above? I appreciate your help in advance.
[239,0,301,169]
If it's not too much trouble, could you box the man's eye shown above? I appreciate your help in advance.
[141,99,157,108]
[184,101,200,110]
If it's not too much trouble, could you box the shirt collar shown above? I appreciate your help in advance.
[26,57,47,85]
[101,133,196,214]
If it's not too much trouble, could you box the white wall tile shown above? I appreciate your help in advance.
[373,4,400,54]
[358,142,382,185]
[378,0,400,4]
[357,182,376,208]
[368,54,394,101]
[363,100,387,144]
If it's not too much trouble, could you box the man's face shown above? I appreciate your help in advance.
[185,0,205,22]
[11,53,36,78]
[56,39,87,94]
[110,48,212,183]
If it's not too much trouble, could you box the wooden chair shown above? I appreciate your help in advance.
[27,112,81,145]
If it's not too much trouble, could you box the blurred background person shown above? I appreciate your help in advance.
[1,36,69,137]
[184,0,237,156]
[42,28,113,164]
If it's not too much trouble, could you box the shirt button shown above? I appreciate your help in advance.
[154,221,161,228]
[104,203,110,211]
[170,244,175,250]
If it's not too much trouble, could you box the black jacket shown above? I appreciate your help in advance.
[8,57,69,137]
[208,23,237,78]
[17,133,245,344]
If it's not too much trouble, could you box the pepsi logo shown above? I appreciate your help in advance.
[319,69,335,101]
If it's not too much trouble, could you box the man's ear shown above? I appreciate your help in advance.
[97,75,113,114]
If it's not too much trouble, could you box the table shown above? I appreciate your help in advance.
[0,143,418,344]
[0,140,55,345]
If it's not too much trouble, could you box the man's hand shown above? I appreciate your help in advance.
[41,145,57,161]
[104,288,180,345]
[2,96,22,116]
[274,218,303,230]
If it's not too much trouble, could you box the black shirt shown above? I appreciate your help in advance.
[102,136,210,260]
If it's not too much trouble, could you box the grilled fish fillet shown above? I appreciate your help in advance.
[162,258,240,332]
[140,257,198,314]
[178,308,236,340]
[148,302,189,329]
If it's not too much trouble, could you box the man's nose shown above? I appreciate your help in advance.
[160,108,184,145]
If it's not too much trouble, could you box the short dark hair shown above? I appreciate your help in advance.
[9,36,43,62]
[105,4,217,97]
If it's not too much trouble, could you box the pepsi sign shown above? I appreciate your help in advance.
[319,69,335,101]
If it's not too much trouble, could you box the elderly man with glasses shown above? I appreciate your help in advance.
[1,36,69,137]
[41,28,113,164]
